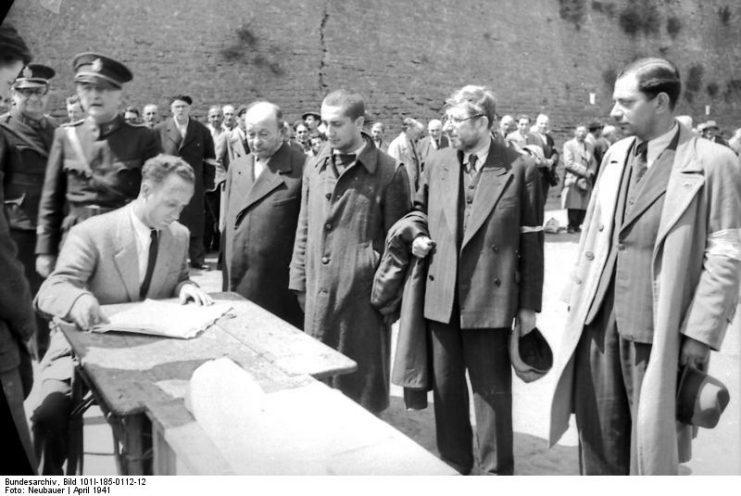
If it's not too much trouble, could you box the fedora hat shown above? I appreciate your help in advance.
[676,365,730,428]
[509,326,553,383]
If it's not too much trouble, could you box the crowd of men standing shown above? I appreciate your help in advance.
[2,21,740,478]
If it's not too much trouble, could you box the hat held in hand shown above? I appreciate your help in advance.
[509,326,553,383]
[676,365,730,429]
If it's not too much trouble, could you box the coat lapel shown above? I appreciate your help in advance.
[167,119,182,149]
[238,144,293,216]
[113,210,141,302]
[180,119,198,151]
[461,144,511,249]
[438,150,459,242]
[148,225,176,296]
[655,126,704,249]
[620,148,674,232]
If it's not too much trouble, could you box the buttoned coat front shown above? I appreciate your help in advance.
[155,118,215,237]
[223,143,305,329]
[549,124,741,474]
[289,135,411,412]
[411,143,544,329]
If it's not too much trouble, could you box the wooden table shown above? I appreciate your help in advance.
[61,292,357,475]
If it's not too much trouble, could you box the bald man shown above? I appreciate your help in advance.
[416,119,450,171]
[222,101,306,328]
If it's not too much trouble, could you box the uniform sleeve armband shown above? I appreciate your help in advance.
[707,229,741,260]
[520,226,544,233]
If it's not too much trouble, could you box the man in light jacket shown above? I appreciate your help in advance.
[549,57,741,475]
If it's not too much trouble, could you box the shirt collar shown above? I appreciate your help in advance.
[332,141,366,158]
[637,123,678,168]
[463,135,492,171]
[128,203,155,242]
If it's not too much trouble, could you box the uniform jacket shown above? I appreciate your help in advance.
[223,142,305,329]
[0,111,57,231]
[416,135,450,171]
[549,124,741,474]
[387,132,421,195]
[0,132,37,374]
[36,115,161,255]
[561,138,596,210]
[408,141,544,329]
[155,118,215,237]
[289,134,411,412]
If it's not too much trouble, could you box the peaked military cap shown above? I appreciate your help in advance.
[302,111,321,121]
[14,64,55,88]
[169,94,193,105]
[72,53,133,88]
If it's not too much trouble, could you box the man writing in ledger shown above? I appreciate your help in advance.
[32,154,212,474]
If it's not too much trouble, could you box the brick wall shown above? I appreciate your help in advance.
[6,0,741,143]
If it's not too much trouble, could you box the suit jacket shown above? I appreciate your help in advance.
[223,142,305,328]
[550,123,741,474]
[416,135,450,171]
[0,132,37,374]
[225,127,250,163]
[387,132,421,195]
[155,118,215,236]
[409,140,544,329]
[35,206,191,318]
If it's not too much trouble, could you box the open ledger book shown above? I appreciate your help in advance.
[91,299,233,339]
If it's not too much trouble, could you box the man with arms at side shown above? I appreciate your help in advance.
[416,118,449,172]
[387,117,424,195]
[223,102,305,328]
[1,64,58,357]
[204,105,227,257]
[35,53,161,280]
[289,90,411,413]
[531,113,560,205]
[154,95,216,269]
[32,154,212,475]
[410,85,543,475]
[549,58,741,475]
[0,24,39,475]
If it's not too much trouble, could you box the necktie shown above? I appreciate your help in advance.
[634,141,648,183]
[467,154,478,175]
[140,229,159,299]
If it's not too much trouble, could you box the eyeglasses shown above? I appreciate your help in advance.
[14,86,48,97]
[443,114,484,126]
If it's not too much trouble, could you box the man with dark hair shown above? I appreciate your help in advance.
[370,121,387,152]
[0,23,39,475]
[123,105,140,125]
[225,105,249,163]
[1,64,59,357]
[33,153,212,475]
[154,95,216,269]
[550,57,741,475]
[290,89,411,413]
[204,105,227,256]
[410,84,543,475]
[36,53,161,280]
[223,102,305,328]
[293,119,311,154]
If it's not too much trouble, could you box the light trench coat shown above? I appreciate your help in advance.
[549,123,741,474]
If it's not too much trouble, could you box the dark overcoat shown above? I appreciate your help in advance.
[289,134,411,412]
[155,118,215,237]
[223,142,305,329]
